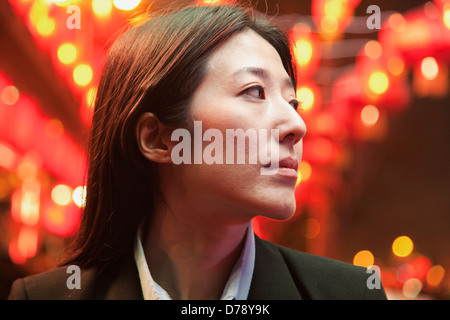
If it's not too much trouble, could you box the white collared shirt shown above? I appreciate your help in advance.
[134,223,255,300]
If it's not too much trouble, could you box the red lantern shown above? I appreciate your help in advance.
[378,6,450,65]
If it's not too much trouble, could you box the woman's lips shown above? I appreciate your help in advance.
[263,157,299,178]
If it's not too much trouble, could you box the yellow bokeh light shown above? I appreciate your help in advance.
[297,87,314,111]
[72,185,87,208]
[294,39,313,66]
[353,250,375,268]
[392,235,414,257]
[300,161,312,181]
[368,71,389,95]
[92,0,113,17]
[361,105,380,127]
[364,40,382,60]
[51,184,72,206]
[48,0,79,7]
[444,5,450,29]
[387,56,405,76]
[48,0,68,4]
[73,64,93,86]
[113,0,141,10]
[57,43,77,65]
[1,86,19,106]
[29,0,48,27]
[296,172,302,186]
[296,161,312,186]
[19,181,41,225]
[36,16,56,36]
[324,0,345,18]
[421,57,439,80]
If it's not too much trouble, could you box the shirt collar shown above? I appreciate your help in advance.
[134,222,255,300]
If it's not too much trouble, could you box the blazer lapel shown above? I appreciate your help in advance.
[95,236,303,300]
[247,236,303,300]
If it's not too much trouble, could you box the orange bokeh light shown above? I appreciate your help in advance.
[1,86,20,106]
[353,250,375,268]
[426,265,445,286]
[387,56,405,76]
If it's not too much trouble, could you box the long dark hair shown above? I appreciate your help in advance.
[64,4,297,268]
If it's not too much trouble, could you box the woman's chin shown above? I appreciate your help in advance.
[257,199,297,221]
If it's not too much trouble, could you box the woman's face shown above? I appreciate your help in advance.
[167,29,306,224]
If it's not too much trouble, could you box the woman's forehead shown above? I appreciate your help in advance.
[204,29,290,85]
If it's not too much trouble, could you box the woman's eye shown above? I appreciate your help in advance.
[242,85,266,100]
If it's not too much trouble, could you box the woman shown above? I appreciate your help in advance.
[9,4,386,300]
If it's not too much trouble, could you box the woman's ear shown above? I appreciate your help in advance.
[136,112,173,163]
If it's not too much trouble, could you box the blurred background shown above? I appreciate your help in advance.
[0,0,449,300]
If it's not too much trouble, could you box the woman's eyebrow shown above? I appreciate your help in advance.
[232,66,295,90]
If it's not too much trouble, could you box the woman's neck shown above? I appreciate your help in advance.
[142,203,249,300]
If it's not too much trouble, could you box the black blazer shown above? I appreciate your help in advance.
[8,236,387,300]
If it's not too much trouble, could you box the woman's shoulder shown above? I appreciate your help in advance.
[276,241,362,274]
[256,236,364,275]
[255,237,387,300]
[8,253,143,300]
[8,265,99,300]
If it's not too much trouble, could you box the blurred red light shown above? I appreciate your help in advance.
[42,203,81,237]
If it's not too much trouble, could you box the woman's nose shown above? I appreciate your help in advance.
[273,99,307,146]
